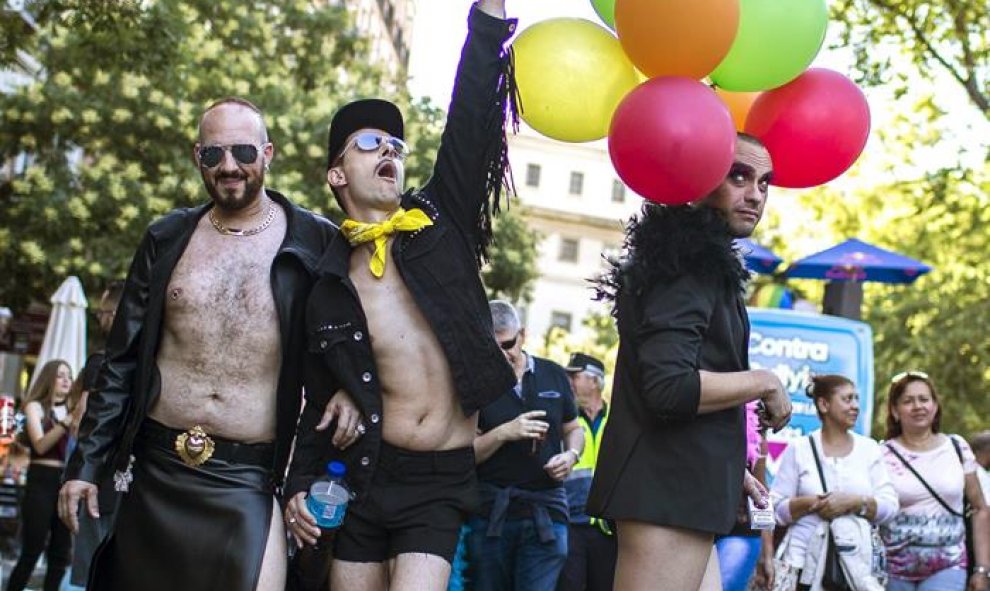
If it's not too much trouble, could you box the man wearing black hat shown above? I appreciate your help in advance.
[282,1,519,589]
[559,352,616,591]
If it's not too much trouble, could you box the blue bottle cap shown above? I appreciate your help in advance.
[326,461,346,478]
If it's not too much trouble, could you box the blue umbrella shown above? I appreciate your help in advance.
[735,238,783,274]
[785,238,932,284]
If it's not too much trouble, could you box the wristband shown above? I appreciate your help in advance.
[566,448,581,462]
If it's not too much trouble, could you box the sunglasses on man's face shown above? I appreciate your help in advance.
[340,132,409,161]
[499,333,519,351]
[891,370,929,384]
[198,144,266,168]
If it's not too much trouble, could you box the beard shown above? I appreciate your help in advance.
[203,170,263,211]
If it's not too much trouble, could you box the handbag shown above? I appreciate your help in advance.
[886,436,974,578]
[762,527,801,591]
[809,436,853,591]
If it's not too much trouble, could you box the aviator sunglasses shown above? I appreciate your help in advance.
[198,143,267,168]
[338,132,409,162]
[499,333,520,351]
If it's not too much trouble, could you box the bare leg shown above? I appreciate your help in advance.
[255,499,287,591]
[389,552,452,591]
[613,520,714,591]
[698,545,722,591]
[331,559,389,591]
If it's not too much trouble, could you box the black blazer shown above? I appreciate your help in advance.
[587,205,751,535]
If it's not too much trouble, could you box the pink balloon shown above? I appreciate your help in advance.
[745,68,871,188]
[608,78,736,205]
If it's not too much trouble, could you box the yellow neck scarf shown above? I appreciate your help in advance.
[340,207,433,278]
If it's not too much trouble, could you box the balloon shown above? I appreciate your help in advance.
[710,0,828,91]
[615,0,740,79]
[590,0,616,30]
[513,18,639,142]
[609,78,736,205]
[745,69,870,188]
[715,88,760,131]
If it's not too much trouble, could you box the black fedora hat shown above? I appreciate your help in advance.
[326,98,404,168]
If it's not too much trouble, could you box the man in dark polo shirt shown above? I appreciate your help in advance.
[467,300,585,591]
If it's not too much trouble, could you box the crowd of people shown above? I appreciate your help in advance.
[0,1,985,590]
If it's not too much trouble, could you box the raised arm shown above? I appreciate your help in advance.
[426,2,517,256]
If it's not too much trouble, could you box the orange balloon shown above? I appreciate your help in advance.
[715,87,760,131]
[615,0,740,79]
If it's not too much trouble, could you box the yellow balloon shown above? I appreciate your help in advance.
[512,18,639,142]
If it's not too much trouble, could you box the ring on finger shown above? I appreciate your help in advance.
[288,517,296,524]
[356,423,367,435]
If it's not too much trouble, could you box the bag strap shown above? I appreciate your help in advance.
[948,435,975,518]
[884,441,962,517]
[809,434,829,494]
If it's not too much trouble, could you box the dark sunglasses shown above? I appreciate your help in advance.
[891,370,929,384]
[499,333,519,351]
[339,132,408,161]
[198,143,266,168]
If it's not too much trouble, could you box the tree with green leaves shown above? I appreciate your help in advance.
[482,201,540,304]
[831,0,988,117]
[0,0,444,312]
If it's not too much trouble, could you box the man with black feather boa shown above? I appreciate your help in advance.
[587,133,793,590]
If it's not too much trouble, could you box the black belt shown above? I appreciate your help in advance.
[137,419,275,469]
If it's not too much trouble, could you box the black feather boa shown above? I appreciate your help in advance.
[596,204,750,311]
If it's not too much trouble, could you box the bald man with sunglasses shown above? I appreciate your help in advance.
[58,96,335,591]
[282,1,519,589]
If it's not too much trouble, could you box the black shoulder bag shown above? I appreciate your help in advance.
[809,435,853,591]
[886,437,974,578]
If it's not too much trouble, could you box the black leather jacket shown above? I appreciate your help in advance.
[285,6,518,501]
[65,189,335,491]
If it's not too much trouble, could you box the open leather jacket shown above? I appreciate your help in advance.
[65,190,335,492]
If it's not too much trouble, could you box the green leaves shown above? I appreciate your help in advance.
[0,0,440,314]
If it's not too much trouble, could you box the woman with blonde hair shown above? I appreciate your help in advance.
[881,371,989,591]
[6,359,78,591]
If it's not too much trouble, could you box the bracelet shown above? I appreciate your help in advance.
[59,419,72,430]
[975,565,990,578]
[566,448,581,462]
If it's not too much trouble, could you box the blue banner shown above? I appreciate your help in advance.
[748,308,874,440]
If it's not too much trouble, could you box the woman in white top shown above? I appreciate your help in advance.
[880,371,989,591]
[771,374,898,590]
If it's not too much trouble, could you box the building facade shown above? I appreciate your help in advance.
[331,0,416,80]
[507,130,641,343]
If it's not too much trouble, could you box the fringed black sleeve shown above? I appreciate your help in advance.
[475,45,520,266]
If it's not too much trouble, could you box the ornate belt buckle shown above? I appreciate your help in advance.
[174,425,215,466]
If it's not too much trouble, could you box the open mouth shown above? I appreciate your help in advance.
[375,160,398,182]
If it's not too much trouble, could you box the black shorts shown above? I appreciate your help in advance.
[333,441,478,564]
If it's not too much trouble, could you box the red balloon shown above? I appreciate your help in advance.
[608,77,736,205]
[745,69,871,188]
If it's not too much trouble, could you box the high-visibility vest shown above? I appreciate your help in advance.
[571,403,612,535]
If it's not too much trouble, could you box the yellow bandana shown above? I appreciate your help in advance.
[340,207,434,278]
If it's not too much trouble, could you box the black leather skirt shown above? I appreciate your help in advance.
[89,421,276,591]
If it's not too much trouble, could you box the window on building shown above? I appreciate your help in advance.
[569,171,584,195]
[525,163,541,188]
[550,311,573,332]
[611,179,626,203]
[558,237,579,262]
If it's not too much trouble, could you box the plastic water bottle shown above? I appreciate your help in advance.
[291,461,349,591]
[305,461,349,528]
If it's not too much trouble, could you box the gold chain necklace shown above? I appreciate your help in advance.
[209,202,276,237]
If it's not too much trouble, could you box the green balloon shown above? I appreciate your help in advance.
[710,0,827,91]
[590,0,615,30]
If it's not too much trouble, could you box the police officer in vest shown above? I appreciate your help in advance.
[559,353,616,591]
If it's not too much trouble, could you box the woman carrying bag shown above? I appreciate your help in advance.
[881,371,990,591]
[769,375,898,591]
